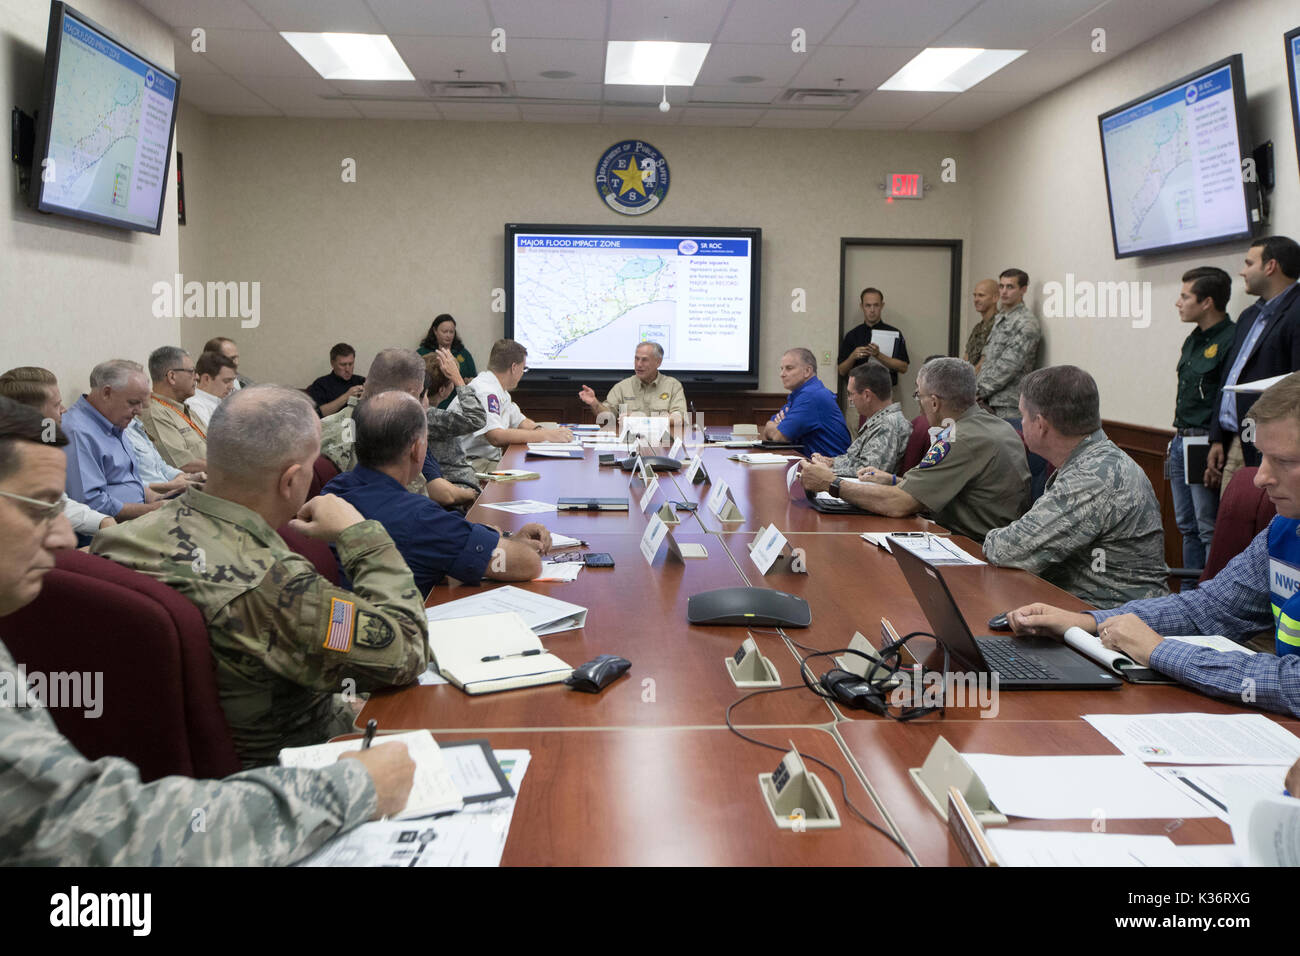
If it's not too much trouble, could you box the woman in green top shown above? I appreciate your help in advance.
[418,314,477,409]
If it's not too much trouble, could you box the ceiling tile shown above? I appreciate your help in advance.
[435,103,523,121]
[693,43,806,87]
[242,0,383,32]
[825,0,980,46]
[177,72,280,114]
[838,90,955,123]
[599,105,684,125]
[238,76,362,116]
[488,0,608,39]
[906,89,1038,129]
[178,28,318,77]
[518,105,603,123]
[172,42,224,76]
[329,79,427,97]
[829,117,912,130]
[136,0,269,30]
[367,0,493,36]
[504,38,608,82]
[1040,0,1220,52]
[972,47,1102,94]
[933,0,1103,49]
[391,36,511,81]
[512,81,604,102]
[351,101,445,119]
[753,109,839,128]
[788,45,922,90]
[689,84,784,104]
[607,0,730,41]
[602,85,691,106]
[716,0,855,45]
[679,106,760,126]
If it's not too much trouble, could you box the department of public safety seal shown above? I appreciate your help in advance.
[595,140,669,216]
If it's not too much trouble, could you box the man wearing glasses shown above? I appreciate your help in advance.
[139,346,208,471]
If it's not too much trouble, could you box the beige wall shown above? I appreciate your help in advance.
[0,0,179,403]
[175,115,974,393]
[969,0,1300,429]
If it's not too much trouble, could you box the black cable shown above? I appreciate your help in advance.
[797,630,951,722]
[724,684,920,866]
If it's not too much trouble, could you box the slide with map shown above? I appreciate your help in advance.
[35,6,179,233]
[508,229,757,376]
[1099,58,1253,258]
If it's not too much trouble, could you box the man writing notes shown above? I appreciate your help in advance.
[764,349,851,457]
[836,287,910,388]
[809,363,910,477]
[1009,373,1300,719]
[578,341,687,423]
[983,366,1168,605]
[800,358,1028,540]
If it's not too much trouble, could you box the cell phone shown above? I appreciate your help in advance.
[582,552,615,568]
[673,501,698,511]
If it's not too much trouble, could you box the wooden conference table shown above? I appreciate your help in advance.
[357,441,1289,866]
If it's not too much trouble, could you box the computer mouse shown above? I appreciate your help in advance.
[564,654,631,693]
[987,612,1011,631]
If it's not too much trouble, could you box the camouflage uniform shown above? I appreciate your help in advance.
[975,303,1041,420]
[831,402,911,477]
[964,314,996,365]
[91,488,428,768]
[983,429,1169,606]
[320,404,428,495]
[428,385,486,490]
[140,393,208,468]
[0,640,375,864]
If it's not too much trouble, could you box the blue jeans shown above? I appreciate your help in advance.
[1169,433,1218,569]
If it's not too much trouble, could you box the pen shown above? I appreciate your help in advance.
[481,649,544,662]
[362,718,377,750]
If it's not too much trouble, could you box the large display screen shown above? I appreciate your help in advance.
[1286,26,1300,184]
[1098,55,1256,259]
[32,2,180,234]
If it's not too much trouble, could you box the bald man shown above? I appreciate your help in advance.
[964,278,999,371]
[92,386,429,768]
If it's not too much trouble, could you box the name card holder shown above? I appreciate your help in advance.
[758,747,840,830]
[747,523,804,575]
[726,635,780,688]
[655,501,680,526]
[685,453,710,485]
[909,735,1007,827]
[834,631,900,688]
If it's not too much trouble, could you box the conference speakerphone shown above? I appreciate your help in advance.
[687,587,811,628]
[556,497,630,511]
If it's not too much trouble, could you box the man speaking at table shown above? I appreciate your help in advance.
[800,358,1028,539]
[578,341,687,424]
[1008,372,1300,719]
[763,348,850,457]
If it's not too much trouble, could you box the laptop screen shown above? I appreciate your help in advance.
[891,543,987,672]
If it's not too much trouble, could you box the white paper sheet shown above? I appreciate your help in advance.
[1152,765,1289,823]
[549,532,585,549]
[425,585,587,635]
[986,829,1187,867]
[476,499,557,514]
[962,753,1211,820]
[1083,713,1300,765]
[534,561,583,582]
[888,532,984,566]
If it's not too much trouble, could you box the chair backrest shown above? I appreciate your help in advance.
[1200,467,1276,584]
[308,455,341,500]
[277,522,342,585]
[0,550,242,782]
[899,415,932,473]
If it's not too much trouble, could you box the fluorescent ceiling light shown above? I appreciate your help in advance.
[878,47,1025,92]
[281,32,414,81]
[605,41,710,85]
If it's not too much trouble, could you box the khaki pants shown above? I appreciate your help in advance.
[1219,436,1246,499]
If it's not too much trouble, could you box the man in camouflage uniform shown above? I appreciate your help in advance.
[424,349,486,493]
[320,348,476,508]
[804,363,910,479]
[0,395,415,864]
[963,278,999,370]
[984,366,1168,605]
[976,268,1042,421]
[93,386,429,768]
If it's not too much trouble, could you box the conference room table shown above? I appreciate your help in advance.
[354,439,1294,866]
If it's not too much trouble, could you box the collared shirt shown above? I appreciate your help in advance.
[62,495,110,535]
[982,429,1168,606]
[306,372,365,415]
[831,402,911,477]
[61,397,146,517]
[324,467,499,594]
[186,387,223,430]
[838,320,911,386]
[454,370,525,463]
[771,376,851,458]
[139,393,207,469]
[90,488,428,767]
[1174,317,1235,429]
[1216,288,1294,433]
[603,372,688,418]
[897,404,1030,541]
[975,302,1041,418]
[124,418,182,485]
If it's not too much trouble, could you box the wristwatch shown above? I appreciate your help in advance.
[829,478,843,497]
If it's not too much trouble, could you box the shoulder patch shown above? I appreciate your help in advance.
[323,597,355,653]
[354,610,396,650]
[487,394,501,414]
[918,439,951,469]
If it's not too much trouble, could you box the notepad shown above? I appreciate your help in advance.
[427,611,572,695]
[278,730,463,818]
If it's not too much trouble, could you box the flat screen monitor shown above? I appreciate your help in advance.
[31,2,181,234]
[1098,55,1256,259]
[504,224,761,389]
[1286,26,1300,183]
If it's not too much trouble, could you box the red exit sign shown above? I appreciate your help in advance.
[885,173,923,199]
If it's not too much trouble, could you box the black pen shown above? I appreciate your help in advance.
[362,718,377,750]
[482,649,544,662]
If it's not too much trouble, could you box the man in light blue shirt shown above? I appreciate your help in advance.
[62,360,167,520]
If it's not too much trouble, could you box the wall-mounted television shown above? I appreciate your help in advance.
[1286,25,1300,183]
[30,1,180,234]
[1098,55,1257,259]
[504,223,762,389]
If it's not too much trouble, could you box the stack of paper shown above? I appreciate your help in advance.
[425,584,587,635]
[730,452,799,464]
[476,499,555,514]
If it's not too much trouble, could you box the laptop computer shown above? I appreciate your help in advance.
[891,544,1121,691]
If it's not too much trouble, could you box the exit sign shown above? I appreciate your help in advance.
[885,172,923,199]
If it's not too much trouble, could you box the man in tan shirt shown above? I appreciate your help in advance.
[578,341,688,423]
[139,346,207,471]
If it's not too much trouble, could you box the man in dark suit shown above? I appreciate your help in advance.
[1206,236,1300,493]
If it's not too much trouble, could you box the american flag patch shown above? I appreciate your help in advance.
[323,597,355,652]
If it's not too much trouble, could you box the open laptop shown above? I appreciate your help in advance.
[892,544,1121,690]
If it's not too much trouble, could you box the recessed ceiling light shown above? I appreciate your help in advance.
[281,32,414,81]
[539,69,577,79]
[605,40,710,85]
[878,47,1025,93]
[728,75,764,84]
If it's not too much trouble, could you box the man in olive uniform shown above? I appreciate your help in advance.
[578,341,688,423]
[983,366,1169,605]
[0,395,416,864]
[800,358,1029,540]
[139,346,208,470]
[93,386,429,768]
